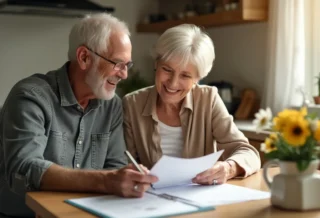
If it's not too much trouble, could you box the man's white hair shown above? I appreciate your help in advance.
[68,13,130,61]
[152,24,215,79]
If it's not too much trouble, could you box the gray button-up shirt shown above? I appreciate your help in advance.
[0,63,127,217]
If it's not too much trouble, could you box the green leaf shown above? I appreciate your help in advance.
[306,113,318,120]
[296,160,310,172]
[265,150,280,160]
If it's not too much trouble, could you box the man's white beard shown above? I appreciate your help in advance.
[85,66,115,100]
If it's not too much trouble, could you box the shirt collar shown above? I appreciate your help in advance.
[56,62,102,109]
[182,86,194,111]
[142,85,194,117]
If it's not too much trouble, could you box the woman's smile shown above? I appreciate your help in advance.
[164,85,180,94]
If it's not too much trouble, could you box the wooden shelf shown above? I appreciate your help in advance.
[136,0,268,33]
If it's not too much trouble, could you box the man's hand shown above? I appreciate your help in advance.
[104,164,158,197]
[192,161,231,185]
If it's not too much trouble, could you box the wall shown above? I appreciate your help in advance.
[204,23,268,98]
[0,0,268,104]
[0,15,74,105]
[157,0,268,98]
[0,0,158,105]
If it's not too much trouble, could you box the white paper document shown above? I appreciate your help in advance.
[66,150,271,217]
[67,193,200,218]
[151,183,271,207]
[66,184,270,218]
[150,150,224,189]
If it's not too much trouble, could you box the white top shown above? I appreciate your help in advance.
[158,121,183,157]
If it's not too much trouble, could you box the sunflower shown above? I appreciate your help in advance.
[260,137,277,153]
[269,132,278,141]
[282,116,311,147]
[313,121,320,142]
[273,107,307,132]
[300,107,307,116]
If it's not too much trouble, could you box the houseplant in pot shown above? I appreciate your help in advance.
[116,68,150,97]
[253,107,320,210]
[314,73,320,104]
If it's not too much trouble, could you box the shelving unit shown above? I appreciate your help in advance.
[136,0,268,33]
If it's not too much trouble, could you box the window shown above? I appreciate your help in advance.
[304,1,320,101]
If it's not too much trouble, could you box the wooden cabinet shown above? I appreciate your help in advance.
[136,0,268,33]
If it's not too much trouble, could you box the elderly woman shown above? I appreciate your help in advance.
[123,24,260,185]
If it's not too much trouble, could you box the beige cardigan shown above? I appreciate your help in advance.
[122,85,261,177]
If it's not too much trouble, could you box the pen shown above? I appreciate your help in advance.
[125,150,155,189]
[124,150,145,174]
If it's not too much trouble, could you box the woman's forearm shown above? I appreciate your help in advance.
[226,160,244,179]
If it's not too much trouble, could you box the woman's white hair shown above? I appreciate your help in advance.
[152,24,215,79]
[68,13,130,61]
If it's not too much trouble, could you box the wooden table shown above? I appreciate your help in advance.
[26,168,320,218]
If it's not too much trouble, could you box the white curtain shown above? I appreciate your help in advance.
[305,0,320,98]
[264,0,305,114]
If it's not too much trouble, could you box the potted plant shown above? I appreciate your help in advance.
[253,107,320,210]
[117,68,150,97]
[314,73,320,104]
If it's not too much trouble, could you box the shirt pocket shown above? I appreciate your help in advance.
[44,130,67,166]
[91,132,110,169]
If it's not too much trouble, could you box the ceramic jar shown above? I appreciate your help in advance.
[263,159,320,210]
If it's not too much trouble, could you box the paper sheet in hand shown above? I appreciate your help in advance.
[150,150,224,189]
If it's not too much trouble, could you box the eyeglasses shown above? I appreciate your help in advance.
[86,47,133,71]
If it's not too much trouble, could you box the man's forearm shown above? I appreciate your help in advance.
[40,164,114,193]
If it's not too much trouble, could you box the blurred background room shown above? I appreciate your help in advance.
[0,0,319,157]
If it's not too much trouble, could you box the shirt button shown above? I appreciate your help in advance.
[78,140,82,145]
[76,164,80,168]
[77,106,81,110]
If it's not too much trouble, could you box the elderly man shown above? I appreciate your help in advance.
[0,13,157,217]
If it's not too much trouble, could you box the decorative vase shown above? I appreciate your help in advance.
[263,159,320,210]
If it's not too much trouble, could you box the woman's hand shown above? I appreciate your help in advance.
[192,161,232,185]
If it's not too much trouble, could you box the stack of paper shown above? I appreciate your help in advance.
[66,151,270,217]
[67,193,208,218]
